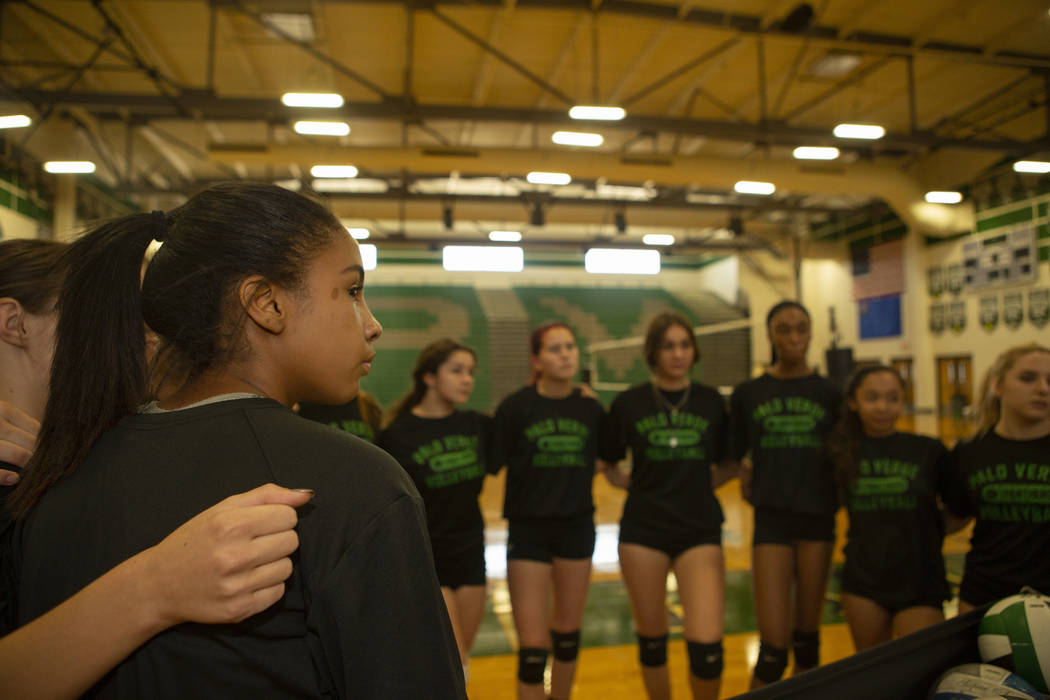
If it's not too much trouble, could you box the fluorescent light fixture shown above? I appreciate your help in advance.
[585,248,659,275]
[489,230,522,242]
[793,146,840,160]
[359,243,377,271]
[310,165,358,178]
[568,105,626,121]
[552,131,603,147]
[526,171,571,185]
[833,123,885,139]
[924,191,963,204]
[808,52,862,78]
[734,180,776,195]
[442,245,524,272]
[293,120,350,136]
[347,227,370,239]
[263,13,315,42]
[642,234,675,246]
[281,92,344,108]
[43,161,96,174]
[1013,160,1050,174]
[311,178,387,193]
[0,115,31,129]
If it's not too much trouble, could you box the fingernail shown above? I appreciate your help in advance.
[2,474,19,485]
[292,488,315,496]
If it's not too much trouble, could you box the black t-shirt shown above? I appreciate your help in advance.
[841,432,951,604]
[377,410,493,547]
[3,398,465,699]
[493,385,604,520]
[728,373,840,515]
[298,399,380,443]
[600,382,727,534]
[944,430,1050,603]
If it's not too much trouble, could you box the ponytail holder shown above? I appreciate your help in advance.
[150,210,167,242]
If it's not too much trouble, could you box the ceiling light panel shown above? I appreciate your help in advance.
[489,230,522,242]
[281,92,344,108]
[642,234,675,246]
[568,105,626,121]
[833,123,885,139]
[585,248,660,275]
[1014,160,1050,174]
[347,227,370,239]
[0,115,31,129]
[443,245,524,272]
[734,180,776,195]
[359,243,377,271]
[294,121,350,136]
[527,171,571,185]
[552,131,604,147]
[793,146,840,160]
[311,178,387,193]
[924,191,963,204]
[44,161,96,174]
[311,165,358,178]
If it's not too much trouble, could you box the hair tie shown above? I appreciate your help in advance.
[150,210,167,242]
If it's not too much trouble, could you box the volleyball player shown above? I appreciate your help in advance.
[493,322,604,700]
[378,338,492,679]
[728,301,840,687]
[0,238,312,698]
[600,312,735,700]
[944,343,1050,611]
[828,365,955,651]
[6,184,465,698]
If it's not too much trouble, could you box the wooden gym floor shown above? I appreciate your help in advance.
[465,416,975,699]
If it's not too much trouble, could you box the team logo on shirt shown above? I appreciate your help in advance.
[968,461,1050,522]
[412,434,484,488]
[327,419,374,443]
[634,412,709,460]
[525,418,589,468]
[751,397,826,449]
[850,458,919,511]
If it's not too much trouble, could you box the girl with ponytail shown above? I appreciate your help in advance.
[827,365,956,651]
[5,183,465,699]
[492,321,604,700]
[944,343,1050,612]
[377,338,492,681]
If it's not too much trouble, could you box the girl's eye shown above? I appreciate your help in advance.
[347,286,362,299]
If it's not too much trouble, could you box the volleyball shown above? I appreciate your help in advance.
[928,663,1044,700]
[978,592,1050,692]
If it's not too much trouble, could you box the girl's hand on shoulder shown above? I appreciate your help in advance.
[576,383,599,400]
[739,459,753,501]
[142,484,314,627]
[0,400,39,483]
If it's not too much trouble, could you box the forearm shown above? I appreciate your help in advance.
[0,549,167,700]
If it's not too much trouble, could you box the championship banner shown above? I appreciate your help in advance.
[950,300,967,333]
[930,304,946,334]
[979,296,998,331]
[1003,292,1023,329]
[928,267,945,296]
[947,264,964,295]
[1030,288,1050,328]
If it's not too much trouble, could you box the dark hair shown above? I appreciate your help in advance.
[643,311,699,371]
[827,365,903,491]
[528,321,574,384]
[766,300,810,366]
[0,239,68,314]
[388,338,476,423]
[9,182,343,519]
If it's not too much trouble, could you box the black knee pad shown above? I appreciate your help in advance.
[686,639,724,680]
[792,629,820,669]
[753,640,788,684]
[636,633,668,667]
[517,647,548,685]
[550,629,581,662]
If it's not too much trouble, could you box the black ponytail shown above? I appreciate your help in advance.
[9,182,343,519]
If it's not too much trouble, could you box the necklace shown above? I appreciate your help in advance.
[651,382,691,448]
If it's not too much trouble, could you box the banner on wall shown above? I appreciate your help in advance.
[947,264,964,295]
[979,296,999,331]
[1003,292,1023,329]
[929,304,946,334]
[950,300,967,333]
[859,295,902,339]
[1030,288,1050,328]
[927,267,945,296]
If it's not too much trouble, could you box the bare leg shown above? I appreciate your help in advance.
[440,587,466,663]
[749,544,794,689]
[453,584,487,661]
[508,559,552,700]
[891,606,944,639]
[792,541,833,674]
[549,557,592,700]
[673,545,724,700]
[619,543,672,700]
[841,593,892,652]
[958,599,975,615]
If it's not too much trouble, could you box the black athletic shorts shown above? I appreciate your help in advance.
[752,506,835,546]
[619,519,721,560]
[958,567,1038,608]
[507,514,595,563]
[432,531,486,590]
[841,575,947,614]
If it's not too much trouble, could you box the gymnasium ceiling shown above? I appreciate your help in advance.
[2,0,1050,252]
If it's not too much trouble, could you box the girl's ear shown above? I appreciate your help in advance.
[0,297,28,348]
[422,372,436,388]
[239,276,287,334]
[847,397,859,412]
